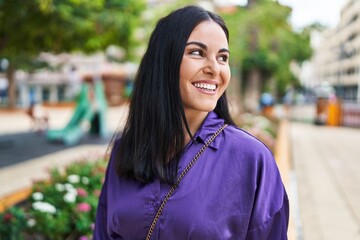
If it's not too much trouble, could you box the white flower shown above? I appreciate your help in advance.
[66,186,77,196]
[65,183,76,192]
[55,183,65,192]
[81,176,89,185]
[32,192,44,201]
[64,192,77,203]
[27,218,36,228]
[32,201,56,214]
[67,174,80,184]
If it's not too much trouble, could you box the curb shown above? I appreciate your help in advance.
[0,187,31,212]
[274,119,296,240]
[275,119,291,187]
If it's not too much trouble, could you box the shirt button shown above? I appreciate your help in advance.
[152,201,158,207]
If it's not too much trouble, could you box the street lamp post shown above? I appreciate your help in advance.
[358,58,360,103]
[337,43,347,100]
[337,42,356,100]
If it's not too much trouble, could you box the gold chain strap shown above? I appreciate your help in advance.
[145,124,228,240]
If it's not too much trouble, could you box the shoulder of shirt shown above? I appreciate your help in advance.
[107,136,122,165]
[223,124,273,155]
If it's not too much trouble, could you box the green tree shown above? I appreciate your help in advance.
[0,0,146,108]
[221,0,312,111]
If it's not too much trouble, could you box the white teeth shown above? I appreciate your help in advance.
[194,83,216,91]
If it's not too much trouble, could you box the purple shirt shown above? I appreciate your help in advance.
[94,112,289,239]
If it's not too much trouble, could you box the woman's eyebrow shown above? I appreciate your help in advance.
[219,48,230,54]
[186,41,207,49]
[186,41,230,54]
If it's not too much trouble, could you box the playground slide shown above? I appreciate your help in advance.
[47,80,107,146]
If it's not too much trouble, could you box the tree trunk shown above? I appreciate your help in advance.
[244,68,261,113]
[243,5,262,113]
[228,63,244,117]
[6,65,16,109]
[247,0,257,8]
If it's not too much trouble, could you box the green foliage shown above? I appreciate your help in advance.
[134,0,194,60]
[220,0,312,97]
[0,156,108,239]
[0,207,27,240]
[0,0,146,68]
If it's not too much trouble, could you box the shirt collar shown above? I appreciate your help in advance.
[192,111,225,150]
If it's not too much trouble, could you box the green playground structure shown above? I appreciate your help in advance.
[47,80,108,146]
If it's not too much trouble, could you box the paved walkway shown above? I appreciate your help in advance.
[0,131,110,168]
[289,122,360,240]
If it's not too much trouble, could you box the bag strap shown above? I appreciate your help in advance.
[145,124,228,240]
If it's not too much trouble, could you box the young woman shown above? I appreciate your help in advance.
[94,5,289,240]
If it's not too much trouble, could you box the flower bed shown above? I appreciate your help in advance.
[0,157,107,240]
[235,113,278,152]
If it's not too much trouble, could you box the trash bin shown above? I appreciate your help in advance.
[327,96,342,126]
[260,93,274,119]
[314,82,336,125]
[314,97,328,125]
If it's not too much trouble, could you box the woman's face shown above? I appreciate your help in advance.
[179,20,230,119]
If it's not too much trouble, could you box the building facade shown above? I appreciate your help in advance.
[15,53,135,108]
[311,0,360,101]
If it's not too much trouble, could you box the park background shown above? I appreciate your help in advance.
[1,0,360,239]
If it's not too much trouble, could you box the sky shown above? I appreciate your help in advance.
[220,0,348,29]
[277,0,348,29]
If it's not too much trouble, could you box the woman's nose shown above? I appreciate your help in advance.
[203,57,220,76]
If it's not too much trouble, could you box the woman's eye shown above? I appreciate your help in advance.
[218,55,228,62]
[189,49,203,56]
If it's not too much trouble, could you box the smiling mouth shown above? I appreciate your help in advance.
[193,83,217,92]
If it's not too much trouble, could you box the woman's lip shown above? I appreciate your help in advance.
[191,80,219,85]
[192,81,218,95]
[194,86,217,95]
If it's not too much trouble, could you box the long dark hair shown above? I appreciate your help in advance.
[114,5,235,184]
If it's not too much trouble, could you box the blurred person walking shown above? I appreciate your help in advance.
[26,102,49,133]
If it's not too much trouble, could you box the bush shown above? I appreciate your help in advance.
[0,157,107,240]
[235,113,278,151]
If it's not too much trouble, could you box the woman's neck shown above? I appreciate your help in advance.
[183,110,209,145]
